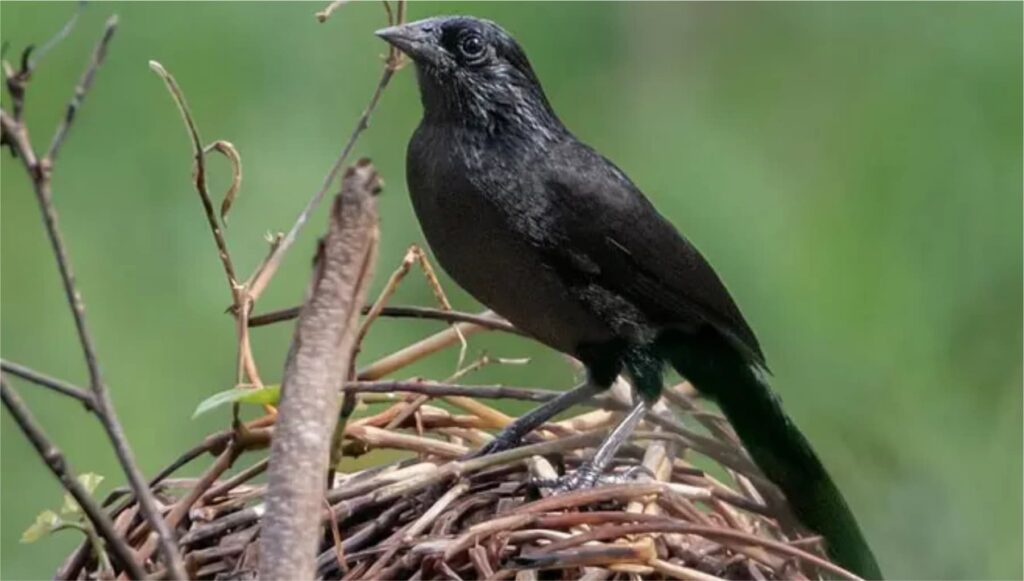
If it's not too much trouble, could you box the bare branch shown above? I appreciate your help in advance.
[260,161,381,580]
[1,380,146,580]
[0,359,95,412]
[315,0,350,23]
[531,520,860,581]
[344,380,559,402]
[132,445,239,567]
[1,18,187,578]
[250,303,521,335]
[357,320,490,380]
[355,245,471,371]
[28,0,86,70]
[45,15,117,163]
[149,62,266,390]
[148,60,238,287]
[245,0,407,301]
[0,108,37,166]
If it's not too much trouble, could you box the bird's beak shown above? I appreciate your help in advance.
[375,22,438,64]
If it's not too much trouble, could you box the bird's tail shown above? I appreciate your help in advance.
[664,329,883,580]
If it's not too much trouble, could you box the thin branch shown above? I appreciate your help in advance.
[149,61,267,391]
[344,380,557,402]
[1,380,146,580]
[357,320,491,380]
[533,521,860,581]
[45,15,117,163]
[132,445,239,566]
[260,161,381,580]
[246,304,300,326]
[0,359,95,412]
[1,18,187,578]
[148,60,238,287]
[28,0,86,70]
[354,244,472,371]
[245,0,406,301]
[315,0,350,23]
[250,303,521,335]
[201,458,268,503]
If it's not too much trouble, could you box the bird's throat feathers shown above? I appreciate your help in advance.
[414,60,564,144]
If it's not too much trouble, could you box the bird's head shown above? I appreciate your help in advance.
[376,16,561,136]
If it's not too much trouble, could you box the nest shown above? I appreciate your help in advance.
[57,379,849,581]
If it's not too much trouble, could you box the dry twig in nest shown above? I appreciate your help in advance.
[56,379,852,580]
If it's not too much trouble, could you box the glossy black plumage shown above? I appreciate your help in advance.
[377,16,881,578]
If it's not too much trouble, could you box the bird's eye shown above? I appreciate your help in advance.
[459,33,485,59]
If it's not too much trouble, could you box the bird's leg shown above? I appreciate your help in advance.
[544,398,649,491]
[471,380,604,457]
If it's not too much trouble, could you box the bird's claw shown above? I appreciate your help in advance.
[532,463,655,493]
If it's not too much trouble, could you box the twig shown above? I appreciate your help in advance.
[357,320,491,380]
[344,380,559,403]
[147,62,238,290]
[346,424,469,457]
[1,380,146,580]
[2,3,83,123]
[180,433,610,549]
[402,479,470,541]
[355,244,471,372]
[149,61,265,391]
[28,0,85,70]
[2,16,187,578]
[146,432,233,491]
[0,359,95,412]
[536,521,859,581]
[202,458,269,503]
[325,499,350,573]
[315,0,350,23]
[45,15,117,163]
[514,539,656,570]
[133,445,239,564]
[650,559,727,581]
[245,0,406,302]
[150,1,407,394]
[251,304,520,335]
[247,305,302,326]
[260,161,381,580]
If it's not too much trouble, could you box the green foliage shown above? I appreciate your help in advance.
[60,473,103,516]
[20,511,62,544]
[192,385,281,418]
[21,473,103,544]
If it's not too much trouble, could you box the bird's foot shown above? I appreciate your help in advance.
[533,463,654,493]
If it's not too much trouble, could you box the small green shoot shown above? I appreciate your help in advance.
[192,384,281,418]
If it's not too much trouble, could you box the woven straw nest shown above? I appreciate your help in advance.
[58,376,852,581]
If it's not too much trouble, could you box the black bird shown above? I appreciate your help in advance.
[377,16,882,579]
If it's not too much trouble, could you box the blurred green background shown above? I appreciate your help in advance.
[1,2,1020,579]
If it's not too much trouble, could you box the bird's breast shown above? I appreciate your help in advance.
[406,125,613,354]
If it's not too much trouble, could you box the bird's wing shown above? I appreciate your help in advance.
[535,141,766,367]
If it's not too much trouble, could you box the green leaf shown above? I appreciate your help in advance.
[61,473,104,515]
[22,510,62,543]
[193,385,280,418]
